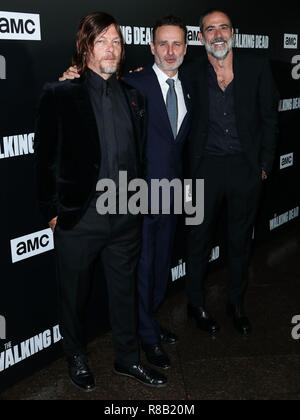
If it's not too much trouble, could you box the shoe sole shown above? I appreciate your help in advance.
[235,327,252,336]
[148,362,171,370]
[70,378,96,393]
[197,324,220,334]
[113,369,167,388]
[227,313,252,336]
[161,340,179,345]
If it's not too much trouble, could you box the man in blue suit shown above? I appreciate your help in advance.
[125,16,192,369]
[59,15,192,370]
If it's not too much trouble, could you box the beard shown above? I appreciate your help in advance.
[155,54,185,72]
[97,53,120,75]
[100,58,119,75]
[204,36,234,60]
[100,64,118,75]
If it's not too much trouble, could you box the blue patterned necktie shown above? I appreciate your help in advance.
[166,78,178,138]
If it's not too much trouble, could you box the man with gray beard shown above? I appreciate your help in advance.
[182,9,279,336]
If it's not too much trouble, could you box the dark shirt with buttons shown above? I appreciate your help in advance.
[86,69,138,191]
[205,63,244,156]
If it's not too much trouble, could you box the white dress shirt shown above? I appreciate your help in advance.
[153,63,187,135]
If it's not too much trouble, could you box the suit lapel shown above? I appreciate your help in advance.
[149,69,175,139]
[71,79,99,149]
[233,52,244,138]
[121,83,145,164]
[197,60,210,131]
[176,78,193,142]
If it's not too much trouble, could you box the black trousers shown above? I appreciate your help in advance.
[54,195,142,366]
[186,155,262,307]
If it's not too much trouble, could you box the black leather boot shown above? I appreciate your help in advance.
[188,304,220,333]
[160,328,179,345]
[142,343,171,369]
[114,362,167,388]
[227,303,252,335]
[68,354,95,392]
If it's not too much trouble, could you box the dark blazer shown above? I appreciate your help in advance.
[34,78,147,230]
[124,65,193,182]
[182,50,279,179]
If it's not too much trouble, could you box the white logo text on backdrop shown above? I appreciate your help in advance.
[280,153,294,169]
[270,207,299,231]
[0,133,35,160]
[10,229,54,263]
[284,34,298,49]
[0,11,41,41]
[0,326,62,373]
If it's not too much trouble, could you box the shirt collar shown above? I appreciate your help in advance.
[153,63,179,86]
[86,68,117,92]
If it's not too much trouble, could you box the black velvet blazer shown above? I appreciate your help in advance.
[34,78,147,230]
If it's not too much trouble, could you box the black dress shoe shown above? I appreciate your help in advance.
[188,304,220,333]
[160,328,179,345]
[114,362,167,388]
[227,303,252,335]
[68,354,95,392]
[142,343,171,369]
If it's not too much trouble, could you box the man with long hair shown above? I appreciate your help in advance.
[59,15,193,371]
[35,12,166,392]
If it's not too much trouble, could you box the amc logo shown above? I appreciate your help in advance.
[280,153,294,170]
[0,11,41,41]
[10,229,54,263]
[187,26,203,46]
[284,34,298,49]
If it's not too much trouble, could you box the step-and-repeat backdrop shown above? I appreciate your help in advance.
[0,0,299,390]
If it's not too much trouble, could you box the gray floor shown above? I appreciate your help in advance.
[1,224,300,400]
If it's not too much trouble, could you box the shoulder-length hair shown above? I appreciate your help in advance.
[73,12,125,78]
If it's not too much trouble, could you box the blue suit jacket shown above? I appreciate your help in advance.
[124,65,193,182]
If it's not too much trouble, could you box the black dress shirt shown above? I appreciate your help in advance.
[86,69,137,189]
[205,64,244,156]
